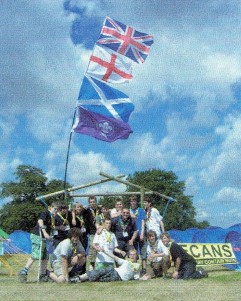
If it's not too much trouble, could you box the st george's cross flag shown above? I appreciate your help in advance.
[86,45,133,84]
[76,76,134,122]
[96,16,154,64]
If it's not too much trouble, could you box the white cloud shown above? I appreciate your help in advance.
[202,53,241,83]
[68,151,119,184]
[185,176,200,196]
[121,132,187,170]
[214,187,241,203]
[0,157,23,183]
[200,114,241,187]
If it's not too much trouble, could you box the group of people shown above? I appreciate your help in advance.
[18,195,208,284]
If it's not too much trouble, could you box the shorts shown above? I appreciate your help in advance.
[52,261,64,277]
[30,233,48,260]
[87,234,97,263]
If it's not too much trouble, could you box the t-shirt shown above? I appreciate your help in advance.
[115,258,140,281]
[84,206,101,235]
[52,238,85,266]
[146,239,169,262]
[53,211,72,239]
[129,207,146,234]
[145,208,163,237]
[32,210,52,236]
[93,230,118,264]
[170,242,196,267]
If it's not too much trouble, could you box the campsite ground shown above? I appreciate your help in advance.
[0,256,241,301]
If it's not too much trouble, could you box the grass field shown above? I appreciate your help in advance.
[0,255,241,301]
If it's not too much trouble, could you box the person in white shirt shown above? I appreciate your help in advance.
[93,218,125,269]
[141,230,170,280]
[144,197,165,238]
[71,248,140,283]
[110,198,123,218]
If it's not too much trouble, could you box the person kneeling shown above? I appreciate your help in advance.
[48,227,86,283]
[161,232,208,280]
[142,230,170,280]
[71,248,140,283]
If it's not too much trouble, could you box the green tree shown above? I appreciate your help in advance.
[126,169,209,231]
[0,165,71,233]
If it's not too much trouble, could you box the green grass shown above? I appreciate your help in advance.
[0,255,241,301]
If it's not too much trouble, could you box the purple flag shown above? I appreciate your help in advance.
[73,106,132,142]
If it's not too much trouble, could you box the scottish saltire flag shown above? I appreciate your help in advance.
[77,76,134,122]
[73,107,132,142]
[96,16,154,64]
[86,45,133,84]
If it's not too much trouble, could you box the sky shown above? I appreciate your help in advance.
[1,0,241,228]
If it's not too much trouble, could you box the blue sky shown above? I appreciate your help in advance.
[1,0,241,228]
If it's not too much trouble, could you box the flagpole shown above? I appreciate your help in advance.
[63,106,77,194]
[63,44,101,194]
[63,50,95,196]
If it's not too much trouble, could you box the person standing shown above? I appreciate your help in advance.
[95,205,111,233]
[84,195,101,270]
[111,208,138,258]
[18,202,58,283]
[144,197,165,238]
[71,202,88,251]
[110,198,123,218]
[52,203,72,248]
[129,195,147,274]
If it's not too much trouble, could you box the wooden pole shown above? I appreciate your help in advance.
[70,191,155,197]
[36,174,125,201]
[99,172,175,201]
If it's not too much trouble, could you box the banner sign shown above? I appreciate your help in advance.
[179,243,238,266]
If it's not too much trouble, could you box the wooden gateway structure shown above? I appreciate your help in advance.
[36,172,176,214]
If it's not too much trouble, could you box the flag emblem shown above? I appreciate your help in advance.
[73,107,132,142]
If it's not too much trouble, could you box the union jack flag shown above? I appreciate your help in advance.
[96,16,154,64]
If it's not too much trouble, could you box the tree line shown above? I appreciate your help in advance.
[0,165,209,233]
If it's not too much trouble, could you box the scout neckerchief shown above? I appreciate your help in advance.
[146,208,152,222]
[71,239,78,256]
[76,214,84,227]
[128,260,140,273]
[89,206,97,222]
[118,216,130,231]
[103,229,112,243]
[130,207,139,218]
[149,239,159,253]
[98,213,105,225]
[57,212,69,225]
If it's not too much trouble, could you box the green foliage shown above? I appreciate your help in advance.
[0,201,43,233]
[1,165,47,203]
[45,179,71,206]
[126,168,209,230]
[98,196,129,210]
[0,165,72,233]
